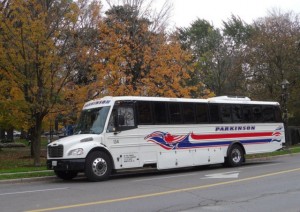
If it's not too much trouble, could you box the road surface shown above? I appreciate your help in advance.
[1,154,300,212]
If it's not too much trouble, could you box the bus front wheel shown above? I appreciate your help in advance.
[225,144,244,167]
[85,151,112,182]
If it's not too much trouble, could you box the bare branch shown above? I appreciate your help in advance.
[104,0,173,32]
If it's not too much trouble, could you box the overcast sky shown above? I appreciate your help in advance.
[160,0,300,29]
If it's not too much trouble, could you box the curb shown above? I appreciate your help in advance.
[0,176,57,184]
[246,151,300,162]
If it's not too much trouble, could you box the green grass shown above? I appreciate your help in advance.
[0,137,55,180]
[246,145,300,159]
[0,171,54,180]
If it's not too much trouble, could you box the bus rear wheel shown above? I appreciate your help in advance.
[85,151,112,182]
[225,144,244,167]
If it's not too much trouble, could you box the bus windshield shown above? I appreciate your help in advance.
[74,106,110,135]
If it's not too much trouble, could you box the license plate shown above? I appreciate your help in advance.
[52,161,57,166]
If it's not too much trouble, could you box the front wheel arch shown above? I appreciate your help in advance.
[88,147,115,169]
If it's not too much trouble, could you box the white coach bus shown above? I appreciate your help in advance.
[47,96,285,181]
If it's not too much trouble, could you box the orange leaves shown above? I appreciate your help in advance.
[91,6,200,98]
[0,0,88,132]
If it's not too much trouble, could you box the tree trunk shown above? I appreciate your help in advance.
[28,127,34,157]
[32,115,43,166]
[7,128,14,142]
[0,128,5,140]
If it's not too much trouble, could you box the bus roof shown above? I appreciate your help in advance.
[83,96,279,110]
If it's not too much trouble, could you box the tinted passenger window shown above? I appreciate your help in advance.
[220,105,232,123]
[182,103,195,123]
[137,102,153,124]
[262,106,275,122]
[253,105,263,122]
[196,103,209,123]
[169,103,182,124]
[209,104,221,123]
[154,102,167,124]
[232,105,243,122]
[243,106,253,122]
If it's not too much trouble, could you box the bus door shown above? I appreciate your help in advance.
[105,101,141,169]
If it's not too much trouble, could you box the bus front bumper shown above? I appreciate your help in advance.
[47,159,85,171]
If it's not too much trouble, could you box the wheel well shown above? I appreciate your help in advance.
[87,147,115,169]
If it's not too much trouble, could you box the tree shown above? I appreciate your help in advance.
[177,17,256,97]
[91,4,202,98]
[223,15,253,46]
[221,15,254,96]
[245,10,300,124]
[0,0,100,165]
[105,0,173,32]
[178,19,236,96]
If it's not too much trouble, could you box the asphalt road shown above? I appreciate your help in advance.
[1,155,300,212]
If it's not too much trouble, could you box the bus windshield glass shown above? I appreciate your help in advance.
[74,106,110,134]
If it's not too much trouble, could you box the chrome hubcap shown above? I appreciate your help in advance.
[232,149,241,163]
[92,158,107,176]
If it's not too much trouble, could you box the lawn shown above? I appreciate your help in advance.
[0,138,55,180]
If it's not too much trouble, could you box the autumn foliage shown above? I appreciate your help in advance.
[0,0,203,165]
[88,5,198,98]
[2,0,298,167]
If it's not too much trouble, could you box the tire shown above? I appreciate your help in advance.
[54,170,78,180]
[85,151,112,182]
[225,144,244,167]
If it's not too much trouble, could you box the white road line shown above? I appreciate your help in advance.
[132,173,198,182]
[0,187,69,196]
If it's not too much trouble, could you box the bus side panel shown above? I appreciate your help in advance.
[157,150,193,169]
[242,123,285,155]
[193,147,224,166]
[157,147,224,170]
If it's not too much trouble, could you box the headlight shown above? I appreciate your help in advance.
[68,148,84,156]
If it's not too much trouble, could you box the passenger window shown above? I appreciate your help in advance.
[154,102,167,124]
[137,102,153,124]
[232,105,243,122]
[262,106,275,122]
[253,105,263,122]
[243,106,253,122]
[182,103,195,123]
[196,103,209,123]
[169,103,182,124]
[208,104,220,123]
[220,105,231,123]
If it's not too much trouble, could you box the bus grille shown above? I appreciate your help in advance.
[48,145,64,158]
